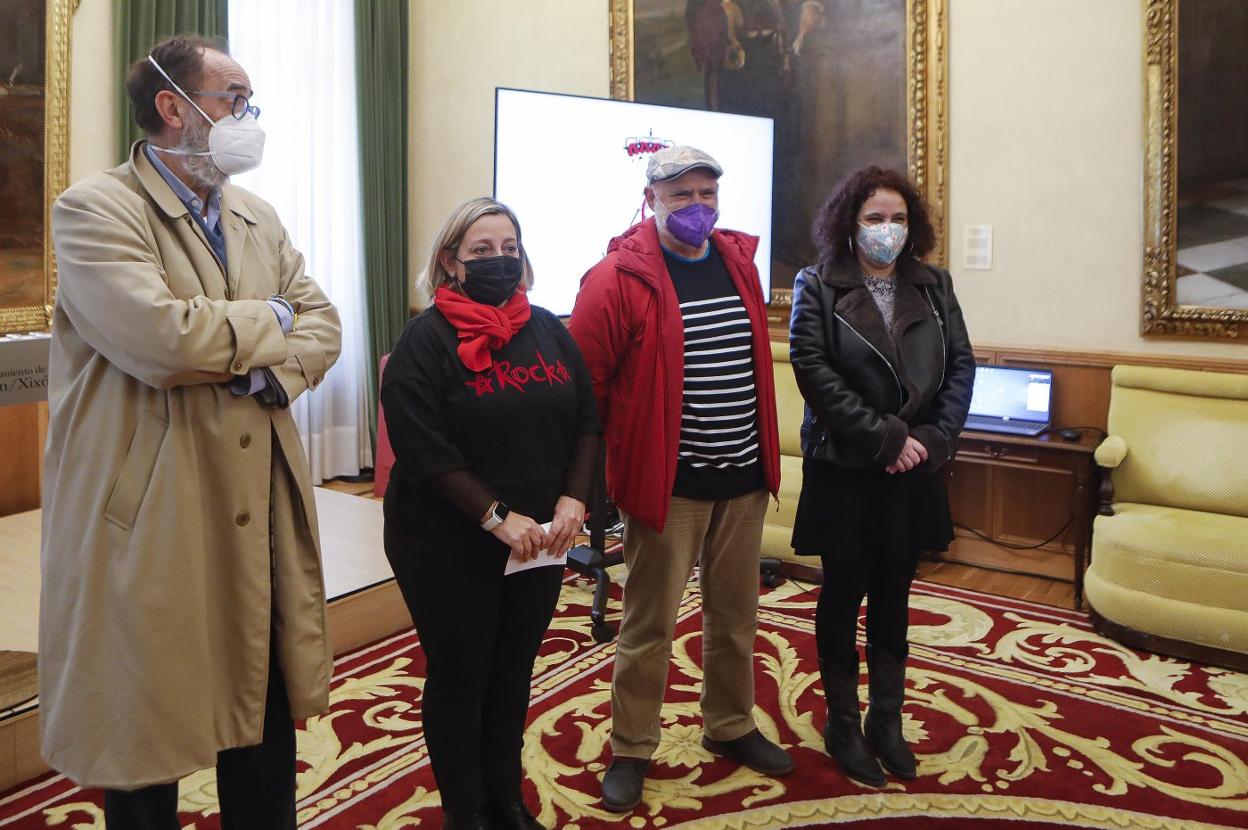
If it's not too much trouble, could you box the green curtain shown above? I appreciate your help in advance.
[356,0,410,453]
[114,0,229,162]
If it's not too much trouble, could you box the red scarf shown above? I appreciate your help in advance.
[434,286,532,372]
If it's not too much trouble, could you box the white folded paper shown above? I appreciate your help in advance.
[504,521,568,575]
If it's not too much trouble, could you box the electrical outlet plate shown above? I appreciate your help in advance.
[964,225,993,270]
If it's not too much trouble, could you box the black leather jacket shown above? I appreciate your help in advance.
[789,256,974,471]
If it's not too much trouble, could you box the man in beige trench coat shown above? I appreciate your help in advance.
[40,36,341,828]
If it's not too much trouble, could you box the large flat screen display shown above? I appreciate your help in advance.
[494,88,774,316]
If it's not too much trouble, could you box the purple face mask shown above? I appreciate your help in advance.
[661,202,719,248]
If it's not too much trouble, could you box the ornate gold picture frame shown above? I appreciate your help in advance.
[0,0,73,335]
[1142,0,1248,339]
[608,0,949,308]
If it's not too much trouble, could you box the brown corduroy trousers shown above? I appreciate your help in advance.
[610,489,769,759]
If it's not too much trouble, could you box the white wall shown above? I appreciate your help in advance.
[69,0,1248,361]
[68,0,115,183]
[948,0,1242,359]
[406,0,610,284]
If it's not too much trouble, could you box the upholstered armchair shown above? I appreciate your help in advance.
[1084,365,1248,671]
[760,340,806,580]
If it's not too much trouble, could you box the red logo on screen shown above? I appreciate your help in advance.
[624,129,673,158]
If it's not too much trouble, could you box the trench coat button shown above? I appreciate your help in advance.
[240,433,252,449]
[312,376,322,387]
[235,511,251,527]
[233,361,243,371]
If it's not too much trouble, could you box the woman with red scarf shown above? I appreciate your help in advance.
[381,198,600,830]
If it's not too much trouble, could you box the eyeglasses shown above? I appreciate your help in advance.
[189,91,261,121]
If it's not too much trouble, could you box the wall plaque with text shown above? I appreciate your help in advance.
[0,333,50,405]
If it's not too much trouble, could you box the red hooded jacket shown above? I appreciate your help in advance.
[569,218,780,532]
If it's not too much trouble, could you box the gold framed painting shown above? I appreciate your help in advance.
[609,0,948,307]
[1142,0,1248,340]
[0,0,74,335]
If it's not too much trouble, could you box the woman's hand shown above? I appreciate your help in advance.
[886,435,929,474]
[491,511,545,562]
[543,496,586,558]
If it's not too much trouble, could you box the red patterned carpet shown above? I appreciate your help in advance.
[3,575,1247,829]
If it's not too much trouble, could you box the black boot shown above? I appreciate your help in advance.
[819,656,886,787]
[486,799,546,829]
[864,644,917,779]
[442,809,493,830]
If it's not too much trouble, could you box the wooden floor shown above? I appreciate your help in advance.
[1,480,1076,660]
[916,560,1077,610]
[317,482,1080,610]
[0,481,408,791]
[0,486,391,656]
[0,510,40,654]
[1,478,1079,791]
[320,478,376,498]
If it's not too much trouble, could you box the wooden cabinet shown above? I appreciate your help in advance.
[0,401,45,517]
[944,430,1099,606]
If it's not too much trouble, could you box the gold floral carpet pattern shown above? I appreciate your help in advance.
[2,576,1247,828]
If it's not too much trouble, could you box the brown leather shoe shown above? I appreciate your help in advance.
[702,729,795,776]
[601,756,650,812]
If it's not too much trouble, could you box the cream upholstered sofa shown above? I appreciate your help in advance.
[760,340,809,575]
[1084,365,1248,670]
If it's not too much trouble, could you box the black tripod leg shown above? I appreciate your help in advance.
[590,566,615,643]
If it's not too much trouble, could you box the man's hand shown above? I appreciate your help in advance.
[885,435,928,474]
[491,511,545,562]
[543,496,586,558]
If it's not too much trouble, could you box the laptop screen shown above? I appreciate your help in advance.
[969,365,1053,422]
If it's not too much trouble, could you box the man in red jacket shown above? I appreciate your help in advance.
[569,146,791,812]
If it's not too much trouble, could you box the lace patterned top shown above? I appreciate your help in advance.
[862,273,898,330]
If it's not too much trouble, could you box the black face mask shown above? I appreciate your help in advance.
[457,255,524,306]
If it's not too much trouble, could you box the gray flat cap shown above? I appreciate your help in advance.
[646,145,723,184]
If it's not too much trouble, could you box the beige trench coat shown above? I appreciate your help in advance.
[40,143,342,788]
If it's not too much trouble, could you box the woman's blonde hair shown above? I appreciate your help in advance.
[420,197,534,299]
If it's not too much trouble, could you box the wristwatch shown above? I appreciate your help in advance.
[480,501,511,532]
[267,294,299,332]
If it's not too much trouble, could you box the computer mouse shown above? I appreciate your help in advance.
[1059,428,1082,441]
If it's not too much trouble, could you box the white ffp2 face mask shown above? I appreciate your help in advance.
[146,55,266,176]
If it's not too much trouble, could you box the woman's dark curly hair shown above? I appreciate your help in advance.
[811,166,936,263]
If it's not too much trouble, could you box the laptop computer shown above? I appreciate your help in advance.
[964,364,1054,436]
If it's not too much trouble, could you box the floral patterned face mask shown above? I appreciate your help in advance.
[855,222,909,266]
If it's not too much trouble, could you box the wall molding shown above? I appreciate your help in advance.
[974,343,1248,374]
[769,323,1248,373]
[768,325,1248,430]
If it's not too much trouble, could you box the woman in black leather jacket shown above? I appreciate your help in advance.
[789,166,974,787]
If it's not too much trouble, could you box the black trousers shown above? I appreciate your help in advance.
[103,656,296,830]
[384,522,564,814]
[816,550,916,671]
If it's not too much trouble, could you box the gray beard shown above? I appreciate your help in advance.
[178,116,227,190]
